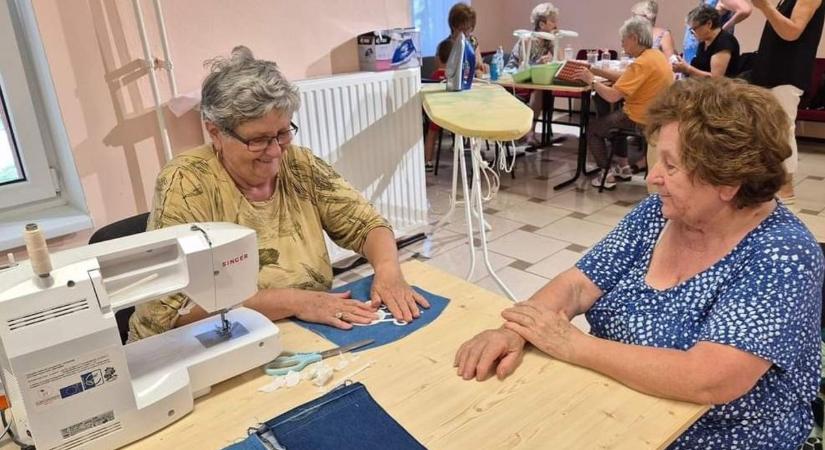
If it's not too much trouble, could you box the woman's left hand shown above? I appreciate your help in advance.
[501,302,588,364]
[370,269,430,322]
[672,57,690,74]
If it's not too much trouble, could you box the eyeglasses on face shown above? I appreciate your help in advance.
[689,22,707,34]
[224,122,299,152]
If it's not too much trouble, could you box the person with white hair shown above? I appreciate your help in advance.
[572,17,673,190]
[631,1,675,58]
[504,2,559,147]
[129,46,429,340]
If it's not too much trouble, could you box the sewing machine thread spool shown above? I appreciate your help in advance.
[23,223,52,278]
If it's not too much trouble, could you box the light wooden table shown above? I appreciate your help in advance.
[496,76,600,190]
[421,83,533,300]
[115,260,707,449]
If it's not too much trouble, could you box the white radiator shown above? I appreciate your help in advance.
[292,68,428,263]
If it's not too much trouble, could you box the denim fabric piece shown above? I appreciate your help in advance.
[265,382,425,450]
[293,275,449,351]
[223,434,269,450]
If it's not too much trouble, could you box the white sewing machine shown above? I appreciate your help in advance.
[0,222,282,449]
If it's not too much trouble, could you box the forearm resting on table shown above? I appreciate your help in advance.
[574,337,769,405]
[174,288,298,327]
[526,268,601,320]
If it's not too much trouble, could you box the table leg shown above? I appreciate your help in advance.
[541,91,551,146]
[553,89,594,190]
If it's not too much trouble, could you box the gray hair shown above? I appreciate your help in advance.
[531,3,559,31]
[687,4,722,29]
[201,46,301,131]
[631,1,658,25]
[620,16,653,49]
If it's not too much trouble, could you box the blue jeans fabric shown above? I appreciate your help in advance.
[293,275,449,351]
[224,382,425,450]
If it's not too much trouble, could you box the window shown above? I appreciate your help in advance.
[0,0,59,210]
[0,94,24,184]
[411,0,467,57]
[0,1,90,251]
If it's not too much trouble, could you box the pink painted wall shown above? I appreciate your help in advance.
[28,0,411,254]
[473,0,825,57]
[22,0,825,258]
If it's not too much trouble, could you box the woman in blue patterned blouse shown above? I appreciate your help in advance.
[455,77,824,449]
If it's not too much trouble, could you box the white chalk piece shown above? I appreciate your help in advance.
[23,223,52,278]
[284,370,301,387]
[312,363,334,387]
[258,377,286,393]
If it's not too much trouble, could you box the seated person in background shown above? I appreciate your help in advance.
[455,77,824,449]
[572,17,673,189]
[424,38,453,172]
[129,46,428,341]
[673,5,740,78]
[632,1,675,58]
[448,3,488,75]
[504,2,560,147]
[683,0,751,63]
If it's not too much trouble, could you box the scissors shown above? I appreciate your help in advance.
[264,339,374,376]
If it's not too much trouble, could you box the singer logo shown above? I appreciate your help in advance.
[222,253,248,268]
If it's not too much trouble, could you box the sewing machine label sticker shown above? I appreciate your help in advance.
[23,346,123,412]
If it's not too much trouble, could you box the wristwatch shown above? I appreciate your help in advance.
[591,79,598,89]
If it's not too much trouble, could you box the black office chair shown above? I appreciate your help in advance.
[89,212,150,344]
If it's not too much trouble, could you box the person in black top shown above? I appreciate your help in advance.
[750,0,825,203]
[673,5,740,77]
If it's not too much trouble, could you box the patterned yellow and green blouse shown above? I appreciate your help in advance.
[128,144,390,340]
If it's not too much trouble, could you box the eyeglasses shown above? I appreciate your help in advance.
[689,22,706,34]
[224,122,299,152]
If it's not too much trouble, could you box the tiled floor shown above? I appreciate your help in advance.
[336,125,825,332]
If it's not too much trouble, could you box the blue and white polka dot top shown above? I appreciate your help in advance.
[577,195,824,450]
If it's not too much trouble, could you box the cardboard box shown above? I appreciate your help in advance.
[357,28,421,72]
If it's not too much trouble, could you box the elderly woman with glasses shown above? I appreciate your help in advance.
[455,78,823,448]
[672,5,741,78]
[128,46,428,341]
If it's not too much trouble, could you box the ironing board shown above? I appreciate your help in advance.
[421,83,533,300]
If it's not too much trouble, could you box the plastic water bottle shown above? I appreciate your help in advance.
[491,46,503,81]
[564,46,574,61]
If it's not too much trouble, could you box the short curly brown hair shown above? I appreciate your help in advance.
[645,77,790,209]
[448,3,476,33]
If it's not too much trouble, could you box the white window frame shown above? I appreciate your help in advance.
[0,0,54,208]
[0,0,91,252]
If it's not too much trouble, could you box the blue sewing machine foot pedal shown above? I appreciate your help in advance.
[224,382,425,450]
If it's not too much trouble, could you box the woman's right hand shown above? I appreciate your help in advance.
[454,327,526,381]
[291,290,378,329]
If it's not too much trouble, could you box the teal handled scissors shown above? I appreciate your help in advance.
[265,339,374,376]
